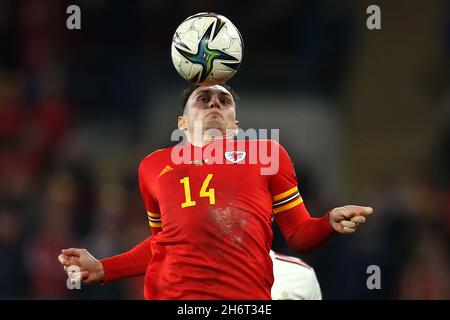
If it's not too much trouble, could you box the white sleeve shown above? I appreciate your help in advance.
[277,268,322,300]
[307,269,322,300]
[270,251,322,300]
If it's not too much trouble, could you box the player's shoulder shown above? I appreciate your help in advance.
[271,251,313,271]
[139,146,174,169]
[143,147,173,159]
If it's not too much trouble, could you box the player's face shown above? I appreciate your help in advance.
[179,85,239,134]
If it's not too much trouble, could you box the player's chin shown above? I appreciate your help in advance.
[203,119,226,131]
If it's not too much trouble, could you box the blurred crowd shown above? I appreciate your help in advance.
[0,0,449,299]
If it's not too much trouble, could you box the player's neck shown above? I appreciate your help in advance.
[186,130,232,147]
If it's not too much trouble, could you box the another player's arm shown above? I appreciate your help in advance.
[308,269,323,300]
[271,141,373,254]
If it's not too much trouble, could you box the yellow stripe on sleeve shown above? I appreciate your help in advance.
[147,211,160,218]
[272,186,299,202]
[148,221,162,228]
[273,197,303,214]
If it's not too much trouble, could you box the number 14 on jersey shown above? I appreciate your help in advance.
[180,174,215,208]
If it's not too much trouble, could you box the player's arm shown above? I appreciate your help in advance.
[99,236,153,283]
[271,141,372,254]
[274,199,335,254]
[58,237,153,285]
[308,269,322,300]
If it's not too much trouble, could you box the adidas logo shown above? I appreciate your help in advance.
[158,165,173,177]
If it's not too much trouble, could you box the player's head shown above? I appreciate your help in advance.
[178,84,239,136]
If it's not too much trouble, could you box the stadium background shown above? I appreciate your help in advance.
[0,0,449,299]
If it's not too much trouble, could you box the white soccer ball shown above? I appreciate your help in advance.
[171,12,243,85]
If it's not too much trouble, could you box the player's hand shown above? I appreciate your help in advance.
[329,205,373,234]
[57,248,105,285]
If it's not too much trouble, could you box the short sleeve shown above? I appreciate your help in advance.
[138,158,162,235]
[308,270,323,300]
[269,141,303,215]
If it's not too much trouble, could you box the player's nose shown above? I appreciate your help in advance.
[208,96,221,109]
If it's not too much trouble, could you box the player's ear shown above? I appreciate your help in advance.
[178,115,187,130]
[235,120,239,129]
[232,120,240,135]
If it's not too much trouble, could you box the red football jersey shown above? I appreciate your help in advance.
[138,138,310,299]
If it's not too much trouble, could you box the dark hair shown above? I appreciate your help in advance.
[181,83,239,113]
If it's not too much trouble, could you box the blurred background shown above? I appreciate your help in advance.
[0,0,449,299]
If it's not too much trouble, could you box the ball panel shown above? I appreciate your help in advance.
[171,12,243,85]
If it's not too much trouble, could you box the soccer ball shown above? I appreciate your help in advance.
[171,12,243,85]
